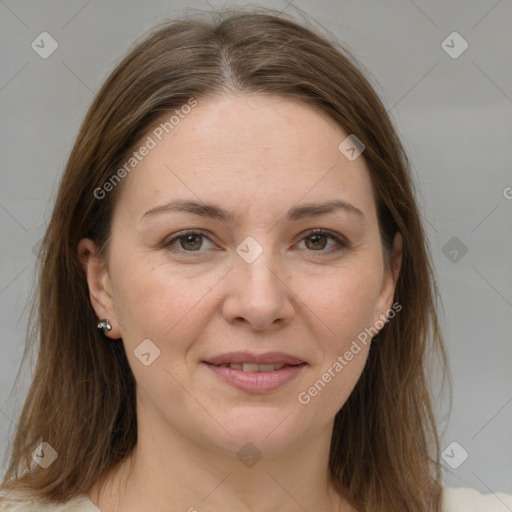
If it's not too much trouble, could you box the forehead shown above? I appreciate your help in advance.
[114,93,377,223]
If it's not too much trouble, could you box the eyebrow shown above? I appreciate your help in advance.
[140,199,365,223]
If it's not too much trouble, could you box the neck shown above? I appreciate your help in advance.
[89,413,350,511]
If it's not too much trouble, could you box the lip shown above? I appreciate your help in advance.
[203,361,307,393]
[203,351,306,366]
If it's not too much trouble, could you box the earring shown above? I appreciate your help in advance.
[97,319,112,334]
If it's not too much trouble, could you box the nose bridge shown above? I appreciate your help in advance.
[223,234,294,329]
[235,234,284,297]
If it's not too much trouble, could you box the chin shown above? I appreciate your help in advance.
[202,411,306,455]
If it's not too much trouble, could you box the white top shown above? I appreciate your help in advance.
[1,486,512,511]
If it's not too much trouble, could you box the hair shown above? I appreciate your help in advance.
[0,6,450,512]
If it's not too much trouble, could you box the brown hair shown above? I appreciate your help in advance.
[0,7,450,511]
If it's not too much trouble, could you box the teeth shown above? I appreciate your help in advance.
[259,364,278,372]
[232,363,287,372]
[243,363,260,372]
[212,362,293,371]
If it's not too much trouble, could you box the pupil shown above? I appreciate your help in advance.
[308,234,326,250]
[183,235,201,250]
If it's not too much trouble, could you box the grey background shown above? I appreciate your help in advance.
[1,0,511,497]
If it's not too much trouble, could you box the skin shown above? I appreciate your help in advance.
[79,93,402,512]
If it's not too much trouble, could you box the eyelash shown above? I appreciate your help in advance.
[162,228,350,256]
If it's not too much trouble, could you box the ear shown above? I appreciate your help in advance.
[372,232,403,328]
[77,238,122,339]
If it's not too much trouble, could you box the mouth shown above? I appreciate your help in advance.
[202,352,308,393]
[203,351,306,367]
[207,362,304,372]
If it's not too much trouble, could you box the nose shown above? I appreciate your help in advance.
[221,247,295,331]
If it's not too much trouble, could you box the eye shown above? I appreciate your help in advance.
[163,231,216,253]
[163,229,349,255]
[296,229,349,254]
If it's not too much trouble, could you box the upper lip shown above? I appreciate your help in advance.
[203,352,306,366]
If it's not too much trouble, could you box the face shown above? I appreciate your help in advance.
[79,93,401,456]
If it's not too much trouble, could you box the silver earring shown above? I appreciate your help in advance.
[97,319,112,333]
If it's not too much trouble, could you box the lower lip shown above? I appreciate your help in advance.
[203,363,307,393]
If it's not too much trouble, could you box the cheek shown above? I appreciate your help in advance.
[299,262,383,349]
[110,251,222,348]
[300,261,381,413]
[297,277,376,417]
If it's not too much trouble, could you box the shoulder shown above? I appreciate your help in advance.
[443,486,512,512]
[0,489,101,512]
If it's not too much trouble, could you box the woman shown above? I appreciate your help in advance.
[1,7,511,512]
